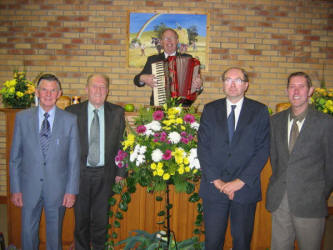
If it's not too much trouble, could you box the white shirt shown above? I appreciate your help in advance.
[226,98,244,130]
[164,51,176,58]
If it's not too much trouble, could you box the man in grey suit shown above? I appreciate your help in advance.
[66,74,126,250]
[266,72,333,250]
[10,74,80,250]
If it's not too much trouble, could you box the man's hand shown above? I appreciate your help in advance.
[62,193,76,208]
[192,74,203,90]
[213,179,226,192]
[11,192,23,207]
[221,179,245,200]
[139,74,157,88]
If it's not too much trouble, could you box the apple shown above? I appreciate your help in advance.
[124,103,135,112]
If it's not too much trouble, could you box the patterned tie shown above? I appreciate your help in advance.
[288,110,307,153]
[40,112,50,158]
[227,105,236,143]
[88,109,100,166]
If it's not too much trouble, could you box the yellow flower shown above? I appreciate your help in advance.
[193,169,198,174]
[176,118,183,124]
[16,91,24,97]
[151,163,157,170]
[163,173,170,180]
[9,87,15,94]
[157,168,164,176]
[181,125,185,130]
[173,148,185,164]
[185,166,190,172]
[153,171,157,176]
[157,162,163,169]
[122,133,135,150]
[178,167,184,175]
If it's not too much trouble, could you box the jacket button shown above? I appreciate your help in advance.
[43,162,46,166]
[40,178,43,182]
[228,153,231,157]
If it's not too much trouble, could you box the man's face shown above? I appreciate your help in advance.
[223,68,248,102]
[36,80,61,112]
[161,30,178,55]
[86,75,109,108]
[287,75,314,111]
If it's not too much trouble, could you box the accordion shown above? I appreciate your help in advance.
[152,56,201,106]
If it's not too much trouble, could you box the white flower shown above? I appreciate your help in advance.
[144,128,154,136]
[139,145,147,154]
[189,148,197,160]
[130,152,137,162]
[190,122,200,130]
[147,120,161,131]
[189,158,200,169]
[168,131,181,144]
[136,154,145,166]
[152,148,163,162]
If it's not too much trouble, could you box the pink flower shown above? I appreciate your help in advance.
[181,131,187,137]
[117,162,124,168]
[181,137,189,144]
[184,114,195,123]
[136,125,146,134]
[163,150,172,160]
[153,110,164,121]
[188,134,193,141]
[153,138,159,142]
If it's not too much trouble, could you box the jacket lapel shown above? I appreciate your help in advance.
[104,102,113,166]
[215,99,229,142]
[79,101,89,158]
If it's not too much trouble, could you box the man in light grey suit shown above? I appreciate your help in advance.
[10,74,80,250]
[266,72,333,250]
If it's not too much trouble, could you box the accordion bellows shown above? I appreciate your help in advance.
[152,56,200,106]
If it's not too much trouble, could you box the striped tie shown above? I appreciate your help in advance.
[40,112,50,158]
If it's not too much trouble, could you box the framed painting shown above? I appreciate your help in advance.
[128,11,209,70]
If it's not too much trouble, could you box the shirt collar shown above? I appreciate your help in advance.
[226,97,244,109]
[88,102,104,113]
[38,105,56,117]
[164,51,176,58]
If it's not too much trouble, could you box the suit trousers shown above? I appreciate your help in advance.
[271,192,325,250]
[202,196,256,250]
[21,194,65,250]
[74,167,111,250]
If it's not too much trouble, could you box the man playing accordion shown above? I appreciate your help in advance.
[133,28,203,107]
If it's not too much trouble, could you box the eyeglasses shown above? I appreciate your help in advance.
[224,78,245,85]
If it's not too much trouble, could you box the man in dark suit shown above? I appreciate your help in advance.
[198,67,270,250]
[10,74,80,250]
[66,74,126,250]
[133,28,203,106]
[266,72,333,250]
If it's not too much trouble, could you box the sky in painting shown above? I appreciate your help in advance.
[129,13,207,37]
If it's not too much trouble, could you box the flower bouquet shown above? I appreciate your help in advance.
[107,99,204,249]
[311,87,333,116]
[0,71,35,108]
[115,100,201,192]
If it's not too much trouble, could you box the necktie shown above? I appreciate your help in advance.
[88,109,100,166]
[227,105,236,143]
[40,112,50,158]
[288,110,307,153]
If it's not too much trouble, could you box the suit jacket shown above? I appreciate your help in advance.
[266,107,333,217]
[198,97,270,204]
[66,101,126,194]
[133,52,192,105]
[10,107,80,207]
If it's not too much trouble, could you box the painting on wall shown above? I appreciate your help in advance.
[128,12,208,70]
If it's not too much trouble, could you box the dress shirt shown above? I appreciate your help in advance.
[226,98,244,131]
[38,106,56,132]
[287,114,306,144]
[164,51,176,58]
[87,102,105,166]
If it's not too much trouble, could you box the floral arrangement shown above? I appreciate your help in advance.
[107,100,204,249]
[0,71,35,108]
[311,87,333,116]
[115,101,201,192]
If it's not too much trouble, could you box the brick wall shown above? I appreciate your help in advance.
[0,0,332,196]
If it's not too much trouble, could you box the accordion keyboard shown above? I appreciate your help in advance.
[152,61,167,106]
